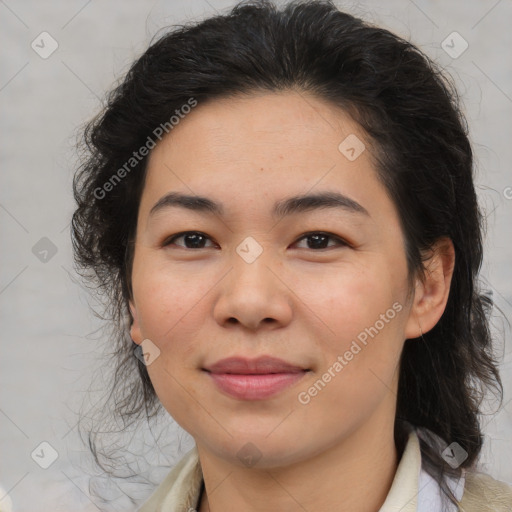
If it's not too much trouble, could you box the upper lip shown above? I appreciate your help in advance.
[204,356,307,374]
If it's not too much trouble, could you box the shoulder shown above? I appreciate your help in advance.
[459,471,512,511]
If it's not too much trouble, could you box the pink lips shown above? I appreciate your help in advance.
[203,356,308,400]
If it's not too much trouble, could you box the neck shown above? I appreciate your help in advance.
[197,413,400,512]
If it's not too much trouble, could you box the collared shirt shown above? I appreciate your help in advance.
[137,428,509,512]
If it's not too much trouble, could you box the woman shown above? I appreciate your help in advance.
[72,1,512,510]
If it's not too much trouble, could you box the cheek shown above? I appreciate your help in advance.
[132,262,216,410]
[134,270,209,426]
[304,263,407,390]
[305,263,401,341]
[294,282,405,436]
[133,261,208,342]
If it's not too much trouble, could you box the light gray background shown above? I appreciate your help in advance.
[1,0,511,510]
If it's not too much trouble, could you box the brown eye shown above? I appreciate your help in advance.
[164,231,216,249]
[293,232,349,250]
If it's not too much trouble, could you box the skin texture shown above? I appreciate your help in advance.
[129,91,455,512]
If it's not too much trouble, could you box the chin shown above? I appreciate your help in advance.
[204,430,308,469]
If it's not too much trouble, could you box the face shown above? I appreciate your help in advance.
[129,91,421,469]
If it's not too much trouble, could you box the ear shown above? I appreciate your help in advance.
[404,237,455,339]
[129,300,143,345]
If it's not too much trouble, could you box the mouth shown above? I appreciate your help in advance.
[202,356,310,400]
[203,355,308,374]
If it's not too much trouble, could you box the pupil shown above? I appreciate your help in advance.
[309,234,327,249]
[186,233,205,248]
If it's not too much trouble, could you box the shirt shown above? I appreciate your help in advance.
[137,428,512,511]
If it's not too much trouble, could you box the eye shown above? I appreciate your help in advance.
[292,231,349,250]
[162,230,349,251]
[163,231,217,249]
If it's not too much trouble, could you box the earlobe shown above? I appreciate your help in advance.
[129,300,143,345]
[404,237,455,339]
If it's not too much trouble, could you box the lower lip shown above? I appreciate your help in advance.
[206,371,307,400]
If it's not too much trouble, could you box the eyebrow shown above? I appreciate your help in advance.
[149,190,370,219]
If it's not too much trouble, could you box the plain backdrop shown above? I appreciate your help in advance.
[1,0,511,510]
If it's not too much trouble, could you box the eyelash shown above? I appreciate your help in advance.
[162,231,350,251]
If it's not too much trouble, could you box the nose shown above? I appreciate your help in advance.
[212,248,293,332]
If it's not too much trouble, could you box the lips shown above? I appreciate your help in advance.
[204,356,306,374]
[203,356,309,400]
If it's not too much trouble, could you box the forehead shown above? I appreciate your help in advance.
[151,91,363,161]
[140,91,394,224]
